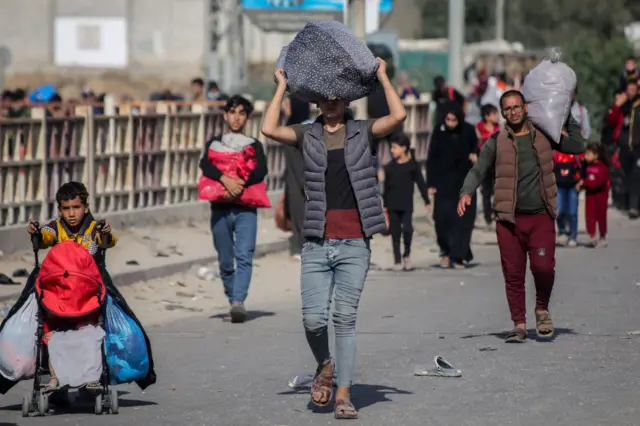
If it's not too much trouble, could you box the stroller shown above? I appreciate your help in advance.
[0,220,156,417]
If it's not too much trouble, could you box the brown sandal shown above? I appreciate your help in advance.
[310,361,334,407]
[535,311,554,339]
[505,327,527,343]
[334,399,358,420]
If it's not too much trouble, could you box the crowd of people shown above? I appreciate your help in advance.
[0,88,108,119]
[3,46,637,418]
[0,77,232,120]
[604,57,640,217]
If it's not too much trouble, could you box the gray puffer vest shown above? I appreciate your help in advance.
[302,119,387,238]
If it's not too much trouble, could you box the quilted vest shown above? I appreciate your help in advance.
[302,119,386,238]
[493,122,558,223]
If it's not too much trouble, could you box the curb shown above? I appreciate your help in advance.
[0,238,290,304]
[0,207,435,305]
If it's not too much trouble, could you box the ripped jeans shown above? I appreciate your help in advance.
[300,238,371,387]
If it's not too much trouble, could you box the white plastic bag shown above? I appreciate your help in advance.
[48,325,105,388]
[522,51,577,143]
[0,294,38,381]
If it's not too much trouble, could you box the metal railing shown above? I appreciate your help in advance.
[0,99,431,228]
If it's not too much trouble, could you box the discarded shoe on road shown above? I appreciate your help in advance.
[414,356,462,378]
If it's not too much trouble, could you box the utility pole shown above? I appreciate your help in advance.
[350,0,367,118]
[365,0,380,34]
[221,0,237,93]
[351,0,366,39]
[495,0,504,40]
[342,0,349,25]
[447,0,465,91]
[204,1,222,87]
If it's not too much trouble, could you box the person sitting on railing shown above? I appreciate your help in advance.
[7,89,30,118]
[206,81,229,104]
[198,95,269,324]
[191,77,206,101]
[47,94,65,118]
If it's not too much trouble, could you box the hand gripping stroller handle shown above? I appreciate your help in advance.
[30,221,41,252]
[95,219,109,249]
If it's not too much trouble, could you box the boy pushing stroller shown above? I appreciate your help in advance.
[0,182,156,416]
[27,182,116,395]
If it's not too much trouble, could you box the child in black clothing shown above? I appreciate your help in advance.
[383,136,430,271]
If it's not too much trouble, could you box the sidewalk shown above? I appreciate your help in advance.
[0,217,290,303]
[0,199,439,305]
[0,206,442,323]
[71,217,445,327]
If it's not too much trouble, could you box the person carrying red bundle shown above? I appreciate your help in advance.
[198,95,269,323]
[582,142,611,248]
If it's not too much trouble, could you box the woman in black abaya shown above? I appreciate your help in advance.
[426,101,478,269]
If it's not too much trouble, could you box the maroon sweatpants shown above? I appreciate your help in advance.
[585,191,608,239]
[496,212,556,325]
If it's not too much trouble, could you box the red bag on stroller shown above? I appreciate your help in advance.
[35,241,106,318]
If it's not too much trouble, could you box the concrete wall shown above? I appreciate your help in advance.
[0,0,205,80]
[0,0,52,72]
[0,0,422,91]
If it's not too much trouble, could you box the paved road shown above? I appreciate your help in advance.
[2,220,640,426]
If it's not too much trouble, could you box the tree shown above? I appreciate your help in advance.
[561,36,635,134]
[416,0,494,43]
[505,0,634,48]
[416,0,638,47]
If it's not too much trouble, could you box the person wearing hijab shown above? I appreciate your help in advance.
[427,101,479,269]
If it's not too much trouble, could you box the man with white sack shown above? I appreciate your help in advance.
[457,85,586,343]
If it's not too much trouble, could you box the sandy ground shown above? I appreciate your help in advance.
[82,219,446,327]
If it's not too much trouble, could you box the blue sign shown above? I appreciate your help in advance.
[241,0,392,14]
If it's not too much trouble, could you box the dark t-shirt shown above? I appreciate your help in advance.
[383,160,429,212]
[291,120,376,239]
[515,134,546,213]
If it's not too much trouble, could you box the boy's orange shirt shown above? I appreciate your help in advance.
[40,215,117,255]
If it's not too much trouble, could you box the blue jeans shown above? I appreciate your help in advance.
[300,238,371,387]
[210,206,258,304]
[556,186,579,240]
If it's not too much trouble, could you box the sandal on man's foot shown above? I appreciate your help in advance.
[535,311,554,339]
[334,399,358,420]
[310,361,334,407]
[505,327,528,343]
[43,378,60,394]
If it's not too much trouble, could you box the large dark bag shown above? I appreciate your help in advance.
[276,20,379,103]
